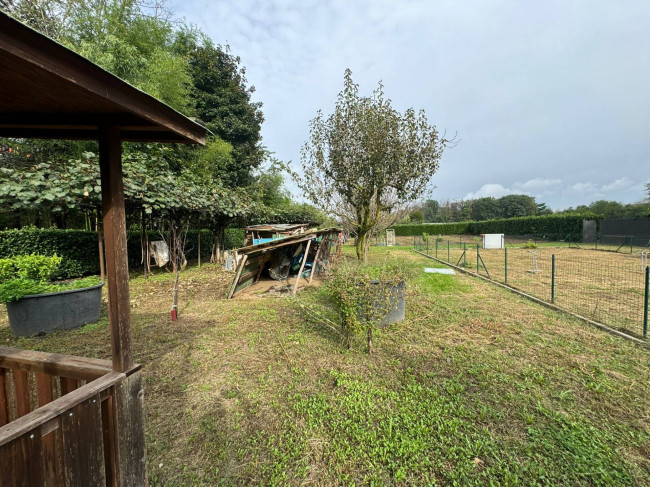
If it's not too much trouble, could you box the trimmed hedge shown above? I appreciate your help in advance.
[0,227,246,279]
[390,222,471,237]
[391,214,590,240]
[0,229,98,279]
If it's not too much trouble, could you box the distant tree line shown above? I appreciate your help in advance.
[409,191,650,224]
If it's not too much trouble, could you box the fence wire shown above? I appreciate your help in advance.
[414,236,649,339]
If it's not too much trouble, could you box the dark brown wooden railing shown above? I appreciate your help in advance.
[0,347,144,486]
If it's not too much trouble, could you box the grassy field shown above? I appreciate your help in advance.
[1,246,649,485]
[422,242,647,337]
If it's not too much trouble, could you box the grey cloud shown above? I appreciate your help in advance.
[171,0,650,208]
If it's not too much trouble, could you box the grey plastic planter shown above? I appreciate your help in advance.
[6,283,103,337]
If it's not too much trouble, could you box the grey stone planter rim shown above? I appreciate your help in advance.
[16,282,103,300]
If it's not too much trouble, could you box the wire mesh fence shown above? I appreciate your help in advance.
[414,235,650,339]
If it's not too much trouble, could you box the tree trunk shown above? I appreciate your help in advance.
[170,220,179,321]
[367,327,373,354]
[140,211,148,279]
[355,231,368,262]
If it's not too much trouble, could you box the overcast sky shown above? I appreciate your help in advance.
[170,0,650,210]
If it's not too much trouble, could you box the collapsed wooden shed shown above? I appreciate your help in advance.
[243,223,310,246]
[227,228,342,298]
[0,12,205,486]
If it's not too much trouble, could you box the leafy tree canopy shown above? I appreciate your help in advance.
[297,69,450,260]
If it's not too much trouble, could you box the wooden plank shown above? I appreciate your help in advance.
[292,239,312,297]
[60,377,79,396]
[113,370,147,486]
[308,240,324,284]
[101,396,118,487]
[227,254,248,299]
[0,430,44,487]
[0,369,8,427]
[41,426,64,487]
[99,126,133,373]
[61,394,106,485]
[0,372,125,448]
[0,346,112,381]
[12,370,31,419]
[35,373,55,407]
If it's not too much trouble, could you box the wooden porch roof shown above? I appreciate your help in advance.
[0,11,206,144]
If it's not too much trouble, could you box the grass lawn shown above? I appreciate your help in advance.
[1,246,649,486]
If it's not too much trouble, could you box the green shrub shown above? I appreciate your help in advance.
[14,254,62,281]
[0,229,97,279]
[0,254,61,283]
[325,261,406,353]
[391,214,591,240]
[224,228,245,250]
[0,275,102,304]
[391,222,471,237]
[523,239,537,249]
[0,259,15,282]
[0,227,246,279]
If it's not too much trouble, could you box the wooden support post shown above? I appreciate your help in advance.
[308,241,324,284]
[292,239,312,296]
[97,218,105,282]
[99,126,133,373]
[227,254,248,299]
[113,370,147,486]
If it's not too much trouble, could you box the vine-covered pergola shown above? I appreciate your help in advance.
[0,11,205,485]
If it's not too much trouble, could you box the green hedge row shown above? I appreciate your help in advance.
[391,214,590,240]
[0,227,246,279]
[391,222,470,236]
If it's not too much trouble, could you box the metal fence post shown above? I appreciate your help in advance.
[643,266,650,340]
[504,247,508,284]
[476,244,479,273]
[447,240,450,262]
[426,236,429,255]
[413,235,415,250]
[463,242,467,267]
[631,236,634,253]
[551,254,556,303]
[435,239,438,258]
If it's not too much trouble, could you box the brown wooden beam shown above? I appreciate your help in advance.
[292,239,312,297]
[99,126,133,373]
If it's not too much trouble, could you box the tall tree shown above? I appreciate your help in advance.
[175,31,265,187]
[472,197,501,221]
[498,194,537,218]
[297,70,450,260]
[422,199,440,222]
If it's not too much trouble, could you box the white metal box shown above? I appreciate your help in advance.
[482,233,504,249]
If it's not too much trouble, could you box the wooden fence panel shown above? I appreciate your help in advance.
[12,370,30,418]
[61,394,106,486]
[0,369,8,426]
[0,433,44,487]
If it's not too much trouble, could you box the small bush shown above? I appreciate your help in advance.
[523,239,537,249]
[0,275,102,304]
[325,261,406,353]
[0,254,61,283]
[0,259,15,282]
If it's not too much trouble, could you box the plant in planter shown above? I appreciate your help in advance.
[0,254,102,336]
[325,261,406,354]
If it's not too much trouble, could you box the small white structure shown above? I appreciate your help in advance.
[386,229,396,246]
[482,233,504,249]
